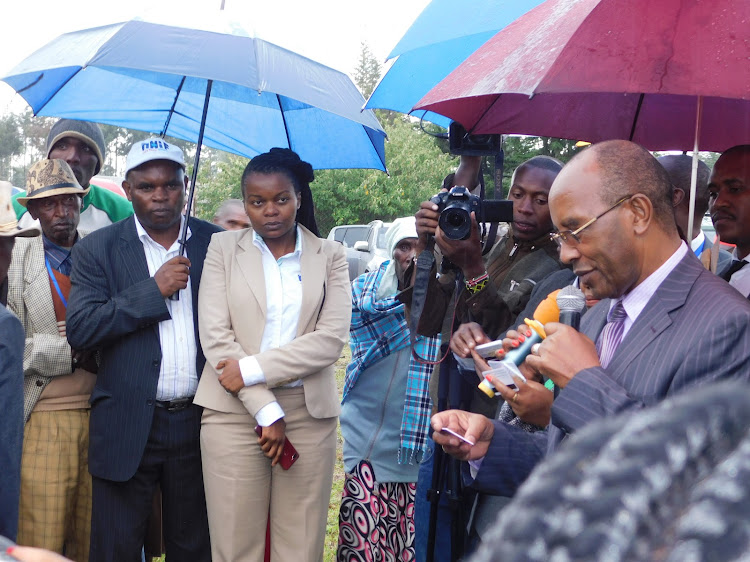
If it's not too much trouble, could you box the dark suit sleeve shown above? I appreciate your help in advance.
[468,421,549,496]
[553,302,750,435]
[67,234,171,350]
[0,311,24,540]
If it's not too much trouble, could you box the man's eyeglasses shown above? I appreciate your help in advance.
[550,194,633,248]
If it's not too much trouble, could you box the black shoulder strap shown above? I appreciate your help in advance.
[409,238,436,352]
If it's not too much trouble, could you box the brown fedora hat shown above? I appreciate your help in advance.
[17,158,90,208]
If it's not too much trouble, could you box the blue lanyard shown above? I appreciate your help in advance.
[45,257,67,308]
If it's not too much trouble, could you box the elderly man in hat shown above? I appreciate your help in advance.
[0,181,39,541]
[13,119,133,232]
[7,159,96,560]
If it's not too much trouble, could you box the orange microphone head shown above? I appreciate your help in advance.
[533,289,561,325]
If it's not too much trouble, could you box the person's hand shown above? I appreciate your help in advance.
[450,322,492,358]
[434,212,485,279]
[7,546,71,562]
[154,256,191,297]
[482,365,553,428]
[258,417,286,466]
[217,358,244,394]
[524,322,600,388]
[431,409,495,461]
[500,325,541,382]
[415,199,441,253]
[72,349,98,373]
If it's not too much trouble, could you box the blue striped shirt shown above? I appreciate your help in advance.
[42,234,75,275]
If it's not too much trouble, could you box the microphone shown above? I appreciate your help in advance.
[477,290,561,398]
[556,285,586,330]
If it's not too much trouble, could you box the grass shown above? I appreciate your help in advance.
[323,348,350,562]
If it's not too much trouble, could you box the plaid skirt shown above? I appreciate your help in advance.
[337,460,417,562]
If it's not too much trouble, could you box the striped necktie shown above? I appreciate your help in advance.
[596,300,627,369]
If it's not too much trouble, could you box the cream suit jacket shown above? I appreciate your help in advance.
[194,225,351,419]
[7,233,87,422]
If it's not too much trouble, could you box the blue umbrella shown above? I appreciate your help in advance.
[1,13,387,172]
[365,0,545,127]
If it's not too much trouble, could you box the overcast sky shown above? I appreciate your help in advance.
[0,0,431,112]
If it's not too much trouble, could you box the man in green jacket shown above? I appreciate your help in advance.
[13,119,133,231]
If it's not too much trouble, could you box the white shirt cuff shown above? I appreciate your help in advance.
[254,401,285,427]
[239,355,265,386]
[469,457,484,479]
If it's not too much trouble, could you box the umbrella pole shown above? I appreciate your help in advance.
[171,79,213,301]
[178,79,213,256]
[686,96,703,247]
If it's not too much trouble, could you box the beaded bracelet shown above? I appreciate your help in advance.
[465,271,489,294]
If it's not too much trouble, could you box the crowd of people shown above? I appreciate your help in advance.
[1,116,750,562]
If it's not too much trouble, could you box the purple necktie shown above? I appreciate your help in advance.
[596,300,627,369]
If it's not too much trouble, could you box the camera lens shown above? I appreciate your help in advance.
[439,207,471,240]
[445,211,466,228]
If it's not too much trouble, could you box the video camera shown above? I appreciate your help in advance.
[431,186,513,240]
[448,122,502,156]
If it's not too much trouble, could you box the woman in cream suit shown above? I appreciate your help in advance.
[194,148,351,562]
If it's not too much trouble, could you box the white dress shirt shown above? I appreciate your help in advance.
[727,249,750,298]
[239,227,304,426]
[134,216,198,401]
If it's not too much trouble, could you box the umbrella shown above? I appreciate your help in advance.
[1,13,387,173]
[2,11,388,299]
[415,0,750,242]
[365,0,545,127]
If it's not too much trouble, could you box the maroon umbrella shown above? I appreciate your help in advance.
[414,0,750,242]
[414,0,750,152]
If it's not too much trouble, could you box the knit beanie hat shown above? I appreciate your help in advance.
[46,119,106,175]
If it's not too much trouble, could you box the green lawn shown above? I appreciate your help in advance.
[324,348,350,561]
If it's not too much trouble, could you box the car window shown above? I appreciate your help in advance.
[342,226,368,247]
[376,227,389,249]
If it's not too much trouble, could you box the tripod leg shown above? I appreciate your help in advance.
[425,443,446,562]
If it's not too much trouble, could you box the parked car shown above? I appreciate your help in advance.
[335,220,392,281]
[327,224,369,248]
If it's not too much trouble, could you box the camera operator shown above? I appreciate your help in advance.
[403,155,565,347]
[400,154,565,562]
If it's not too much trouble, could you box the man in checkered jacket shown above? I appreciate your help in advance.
[7,159,96,560]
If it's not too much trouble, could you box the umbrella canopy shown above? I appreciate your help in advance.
[365,0,545,127]
[415,0,750,152]
[2,14,387,171]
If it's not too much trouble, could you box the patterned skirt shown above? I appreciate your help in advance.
[337,460,417,562]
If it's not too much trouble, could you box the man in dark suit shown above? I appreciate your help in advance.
[67,138,220,561]
[710,145,750,296]
[433,140,750,497]
[658,154,731,271]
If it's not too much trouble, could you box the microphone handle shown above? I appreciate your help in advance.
[558,310,580,331]
[504,329,543,366]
